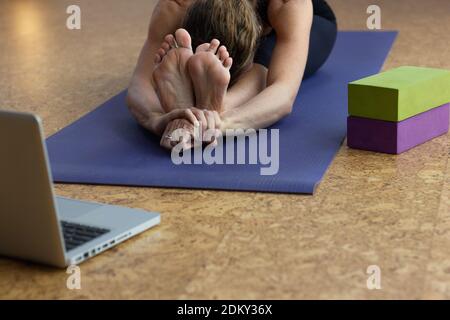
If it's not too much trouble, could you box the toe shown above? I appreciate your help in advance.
[156,48,166,61]
[161,41,170,53]
[208,39,220,53]
[157,48,166,57]
[175,28,192,50]
[195,43,211,53]
[155,41,171,64]
[217,46,229,63]
[224,57,233,70]
[164,34,176,48]
[154,47,167,64]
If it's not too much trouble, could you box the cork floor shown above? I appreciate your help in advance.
[0,0,449,299]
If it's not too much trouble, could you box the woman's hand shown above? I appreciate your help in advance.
[150,108,200,136]
[196,110,222,134]
[160,110,222,151]
[160,118,195,150]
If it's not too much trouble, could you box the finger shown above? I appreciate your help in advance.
[202,111,216,143]
[191,108,207,131]
[205,110,216,131]
[160,138,171,150]
[208,138,218,148]
[171,126,192,147]
[181,139,193,152]
[167,109,198,127]
[183,109,200,127]
[212,111,222,130]
[163,120,185,149]
[174,124,194,151]
[204,128,221,148]
[160,124,174,150]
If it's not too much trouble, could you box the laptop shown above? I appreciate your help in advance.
[0,110,160,267]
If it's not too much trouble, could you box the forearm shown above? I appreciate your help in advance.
[127,75,165,135]
[220,82,295,131]
[223,63,268,111]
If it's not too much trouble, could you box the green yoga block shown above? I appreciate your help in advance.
[349,66,450,121]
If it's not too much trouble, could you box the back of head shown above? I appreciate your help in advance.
[183,0,262,85]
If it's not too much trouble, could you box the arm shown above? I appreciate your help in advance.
[221,0,313,131]
[223,63,268,111]
[126,0,192,135]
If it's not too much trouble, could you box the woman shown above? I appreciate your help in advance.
[127,0,337,150]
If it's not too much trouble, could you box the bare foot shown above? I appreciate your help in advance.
[153,29,195,112]
[187,39,233,113]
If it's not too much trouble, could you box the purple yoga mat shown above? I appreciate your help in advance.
[46,32,397,194]
[347,103,449,154]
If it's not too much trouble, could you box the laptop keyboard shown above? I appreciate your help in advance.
[61,221,110,251]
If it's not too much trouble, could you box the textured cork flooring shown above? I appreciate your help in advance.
[0,0,449,299]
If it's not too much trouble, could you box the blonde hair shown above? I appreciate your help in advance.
[182,0,262,85]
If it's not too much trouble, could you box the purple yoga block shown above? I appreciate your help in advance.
[347,103,449,154]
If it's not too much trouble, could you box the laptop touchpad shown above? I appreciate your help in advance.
[56,197,103,219]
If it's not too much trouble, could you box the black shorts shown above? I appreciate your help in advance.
[254,0,337,78]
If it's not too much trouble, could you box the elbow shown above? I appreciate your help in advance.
[283,102,294,117]
[126,74,146,111]
[126,86,142,119]
[126,83,137,110]
[125,91,140,123]
[125,88,145,125]
[125,90,135,111]
[279,97,295,118]
[269,82,297,119]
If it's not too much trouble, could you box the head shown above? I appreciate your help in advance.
[182,0,262,85]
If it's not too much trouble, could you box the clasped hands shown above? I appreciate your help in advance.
[159,108,222,151]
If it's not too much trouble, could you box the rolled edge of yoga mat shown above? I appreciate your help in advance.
[347,103,450,154]
[348,66,450,122]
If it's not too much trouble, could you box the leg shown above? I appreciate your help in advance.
[304,15,337,78]
[152,29,195,111]
[127,0,194,128]
[252,15,337,79]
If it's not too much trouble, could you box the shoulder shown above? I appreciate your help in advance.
[267,0,312,15]
[170,0,194,8]
[267,0,313,36]
[155,0,194,13]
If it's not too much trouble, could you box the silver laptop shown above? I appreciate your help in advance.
[0,110,160,267]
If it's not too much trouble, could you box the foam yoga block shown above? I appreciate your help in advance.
[347,103,449,154]
[348,66,450,121]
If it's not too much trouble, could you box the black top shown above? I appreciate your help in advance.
[257,0,336,25]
